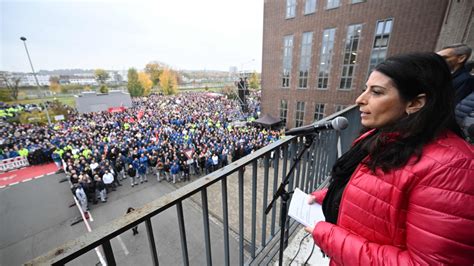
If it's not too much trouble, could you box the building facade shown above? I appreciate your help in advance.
[19,74,51,87]
[261,0,473,128]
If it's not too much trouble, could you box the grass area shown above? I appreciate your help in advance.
[8,96,76,107]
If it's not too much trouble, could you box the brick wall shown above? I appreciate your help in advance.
[261,0,449,128]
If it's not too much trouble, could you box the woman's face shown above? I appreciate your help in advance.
[356,71,408,129]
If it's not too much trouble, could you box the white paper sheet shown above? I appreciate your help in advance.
[288,187,325,227]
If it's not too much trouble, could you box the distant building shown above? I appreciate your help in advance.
[68,76,97,85]
[0,71,10,88]
[117,70,128,82]
[75,90,132,113]
[19,74,50,87]
[261,0,473,128]
[229,66,238,78]
[1,70,126,87]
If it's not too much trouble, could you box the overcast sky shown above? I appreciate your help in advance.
[1,0,264,72]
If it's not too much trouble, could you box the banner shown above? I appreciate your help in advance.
[137,110,144,120]
[183,148,194,159]
[108,107,126,113]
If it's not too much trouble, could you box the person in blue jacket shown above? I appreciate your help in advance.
[137,161,147,184]
[170,162,180,184]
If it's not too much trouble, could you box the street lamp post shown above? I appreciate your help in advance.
[20,36,52,126]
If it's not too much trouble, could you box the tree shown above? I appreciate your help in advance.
[49,76,61,94]
[99,85,109,93]
[95,69,110,85]
[159,68,178,95]
[145,61,166,86]
[0,73,21,100]
[127,68,144,97]
[249,71,260,90]
[221,85,238,100]
[138,72,153,96]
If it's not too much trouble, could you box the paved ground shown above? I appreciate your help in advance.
[0,169,243,265]
[0,163,58,188]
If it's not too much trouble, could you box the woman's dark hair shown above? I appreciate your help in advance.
[363,52,462,171]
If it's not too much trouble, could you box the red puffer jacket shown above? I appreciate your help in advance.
[311,130,474,265]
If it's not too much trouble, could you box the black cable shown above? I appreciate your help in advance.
[289,233,311,265]
[303,242,316,265]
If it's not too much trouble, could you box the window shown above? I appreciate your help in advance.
[351,0,365,3]
[326,0,340,9]
[317,28,336,89]
[295,101,306,127]
[368,19,393,73]
[305,0,317,14]
[340,24,362,90]
[335,104,347,113]
[286,0,296,19]
[280,100,288,126]
[282,35,294,88]
[299,32,313,89]
[314,103,325,121]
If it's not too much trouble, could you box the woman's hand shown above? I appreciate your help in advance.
[304,225,314,234]
[307,194,316,205]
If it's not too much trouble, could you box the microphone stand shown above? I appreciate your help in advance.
[265,134,315,266]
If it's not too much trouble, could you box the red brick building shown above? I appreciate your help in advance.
[261,0,473,128]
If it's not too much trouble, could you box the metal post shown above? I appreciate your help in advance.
[145,219,159,266]
[177,202,190,266]
[201,188,212,266]
[20,36,52,125]
[238,167,245,266]
[251,160,258,258]
[221,178,230,266]
[102,240,116,266]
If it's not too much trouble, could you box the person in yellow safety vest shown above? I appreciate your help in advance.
[82,148,92,159]
[124,123,130,130]
[52,149,63,168]
[4,109,14,117]
[18,147,29,158]
[55,148,64,158]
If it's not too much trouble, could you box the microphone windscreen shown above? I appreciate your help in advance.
[331,117,349,130]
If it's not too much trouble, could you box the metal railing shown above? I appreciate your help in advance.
[27,106,361,266]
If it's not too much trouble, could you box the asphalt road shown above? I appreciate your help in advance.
[0,172,243,265]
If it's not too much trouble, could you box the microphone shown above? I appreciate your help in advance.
[285,116,349,136]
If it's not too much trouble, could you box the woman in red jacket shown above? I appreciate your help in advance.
[306,52,474,265]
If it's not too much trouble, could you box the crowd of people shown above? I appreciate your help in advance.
[1,92,281,212]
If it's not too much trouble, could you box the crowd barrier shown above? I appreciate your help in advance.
[0,157,29,172]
